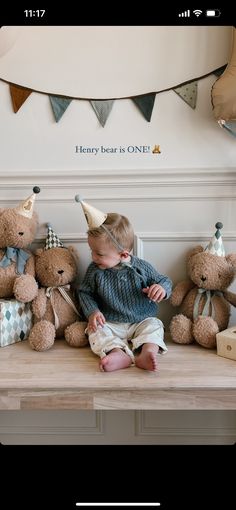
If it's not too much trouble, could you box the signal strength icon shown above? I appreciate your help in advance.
[193,9,203,16]
[178,10,190,17]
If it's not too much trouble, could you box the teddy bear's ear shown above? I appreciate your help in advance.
[35,248,44,257]
[226,253,236,269]
[67,246,79,263]
[187,245,203,261]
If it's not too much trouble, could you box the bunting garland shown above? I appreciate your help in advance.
[132,93,156,121]
[9,83,32,112]
[2,65,227,126]
[173,81,198,109]
[90,100,114,127]
[213,64,227,77]
[49,96,72,122]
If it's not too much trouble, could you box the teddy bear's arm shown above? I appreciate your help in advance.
[223,290,236,307]
[25,255,36,276]
[32,288,47,318]
[170,280,195,307]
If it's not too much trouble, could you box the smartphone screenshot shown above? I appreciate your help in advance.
[0,7,235,510]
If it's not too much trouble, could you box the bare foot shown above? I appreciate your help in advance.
[100,348,132,372]
[135,343,159,371]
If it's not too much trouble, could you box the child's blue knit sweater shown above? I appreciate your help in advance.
[78,255,172,323]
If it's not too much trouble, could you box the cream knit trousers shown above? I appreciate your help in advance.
[86,317,167,362]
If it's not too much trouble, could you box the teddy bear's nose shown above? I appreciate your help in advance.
[201,276,207,282]
[58,270,64,274]
[18,232,24,236]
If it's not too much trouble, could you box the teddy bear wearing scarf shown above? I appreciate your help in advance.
[0,187,40,303]
[170,223,236,349]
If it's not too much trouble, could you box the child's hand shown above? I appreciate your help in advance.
[88,310,106,332]
[142,284,166,303]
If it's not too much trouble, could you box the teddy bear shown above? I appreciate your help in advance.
[170,222,236,349]
[28,224,88,351]
[0,187,40,303]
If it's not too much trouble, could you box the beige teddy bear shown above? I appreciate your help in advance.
[28,224,88,351]
[170,223,236,349]
[0,187,40,303]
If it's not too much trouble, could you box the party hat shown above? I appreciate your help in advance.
[14,186,40,218]
[75,195,107,229]
[205,222,225,256]
[45,223,64,250]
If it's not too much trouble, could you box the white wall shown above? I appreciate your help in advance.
[2,167,236,329]
[0,26,234,172]
[1,410,236,445]
[0,75,235,171]
[0,26,231,95]
[0,26,236,444]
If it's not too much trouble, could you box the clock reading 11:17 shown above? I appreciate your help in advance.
[24,10,46,17]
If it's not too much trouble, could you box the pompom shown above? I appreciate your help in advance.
[75,195,82,203]
[33,186,40,194]
[215,222,223,229]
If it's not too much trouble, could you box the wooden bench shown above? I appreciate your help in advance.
[0,339,236,410]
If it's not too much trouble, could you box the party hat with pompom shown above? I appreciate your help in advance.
[205,222,225,256]
[14,186,40,219]
[75,195,107,229]
[45,223,64,250]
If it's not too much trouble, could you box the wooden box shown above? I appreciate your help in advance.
[216,326,236,361]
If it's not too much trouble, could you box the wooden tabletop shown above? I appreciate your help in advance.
[0,339,236,410]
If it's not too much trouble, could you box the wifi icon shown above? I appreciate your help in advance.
[193,9,203,16]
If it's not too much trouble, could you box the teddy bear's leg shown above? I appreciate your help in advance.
[13,275,38,303]
[65,321,88,347]
[170,314,194,344]
[28,320,56,351]
[193,316,219,349]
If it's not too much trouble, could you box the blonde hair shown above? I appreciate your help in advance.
[88,213,134,251]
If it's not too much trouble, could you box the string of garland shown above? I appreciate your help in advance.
[0,65,226,126]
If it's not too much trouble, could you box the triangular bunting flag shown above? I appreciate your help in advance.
[10,83,32,113]
[213,64,227,77]
[49,96,72,122]
[173,81,198,109]
[132,93,156,122]
[90,100,114,127]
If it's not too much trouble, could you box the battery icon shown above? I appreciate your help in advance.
[206,9,221,17]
